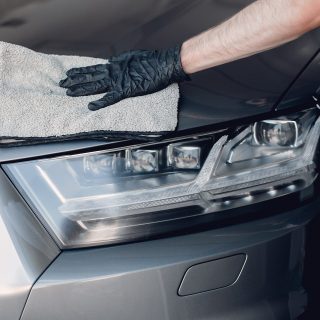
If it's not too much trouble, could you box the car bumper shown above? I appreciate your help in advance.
[16,197,320,320]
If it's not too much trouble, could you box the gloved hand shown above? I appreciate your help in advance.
[59,45,189,111]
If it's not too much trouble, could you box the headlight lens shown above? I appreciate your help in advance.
[3,108,319,248]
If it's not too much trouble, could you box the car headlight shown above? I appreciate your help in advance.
[3,108,319,248]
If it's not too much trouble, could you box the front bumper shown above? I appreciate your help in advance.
[18,197,320,320]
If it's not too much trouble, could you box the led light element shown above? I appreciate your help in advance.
[83,153,117,177]
[3,108,319,248]
[253,120,298,147]
[253,109,316,148]
[128,149,159,173]
[168,145,201,169]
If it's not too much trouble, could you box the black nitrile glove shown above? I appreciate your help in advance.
[59,45,189,111]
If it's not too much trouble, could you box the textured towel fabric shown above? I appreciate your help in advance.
[0,42,179,146]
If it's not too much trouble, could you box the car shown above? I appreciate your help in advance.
[0,1,319,319]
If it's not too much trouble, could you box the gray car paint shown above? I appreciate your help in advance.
[177,254,246,296]
[0,139,110,163]
[20,198,320,320]
[277,50,320,110]
[0,169,60,320]
[0,1,319,319]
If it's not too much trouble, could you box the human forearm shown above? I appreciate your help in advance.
[181,0,320,74]
[60,0,320,109]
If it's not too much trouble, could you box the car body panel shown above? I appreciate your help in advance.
[0,169,60,320]
[20,198,320,320]
[0,139,110,163]
[277,50,320,110]
[0,1,319,319]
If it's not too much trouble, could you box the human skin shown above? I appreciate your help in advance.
[60,0,320,109]
[180,0,320,74]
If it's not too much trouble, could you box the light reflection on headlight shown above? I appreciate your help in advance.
[3,108,319,248]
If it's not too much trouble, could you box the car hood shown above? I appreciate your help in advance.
[0,0,319,161]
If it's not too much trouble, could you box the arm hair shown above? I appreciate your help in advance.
[181,0,320,74]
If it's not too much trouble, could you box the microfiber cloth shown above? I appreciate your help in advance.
[0,42,179,147]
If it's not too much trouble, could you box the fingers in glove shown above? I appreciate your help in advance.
[66,79,110,97]
[88,92,122,110]
[59,71,107,88]
[66,64,108,77]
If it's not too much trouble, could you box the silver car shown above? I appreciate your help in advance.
[0,1,319,319]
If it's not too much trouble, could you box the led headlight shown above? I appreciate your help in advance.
[3,108,319,248]
[168,144,201,169]
[127,149,159,173]
[252,109,315,147]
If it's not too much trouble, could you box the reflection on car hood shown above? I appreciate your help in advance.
[0,0,319,160]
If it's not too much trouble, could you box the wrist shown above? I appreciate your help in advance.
[169,45,190,82]
[180,40,195,75]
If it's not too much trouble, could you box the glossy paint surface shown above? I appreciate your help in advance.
[21,198,320,320]
[0,169,60,320]
[0,2,319,318]
[277,50,320,110]
[0,0,319,132]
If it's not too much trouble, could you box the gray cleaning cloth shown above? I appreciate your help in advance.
[0,42,179,146]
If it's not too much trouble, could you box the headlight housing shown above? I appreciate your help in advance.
[3,108,319,248]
